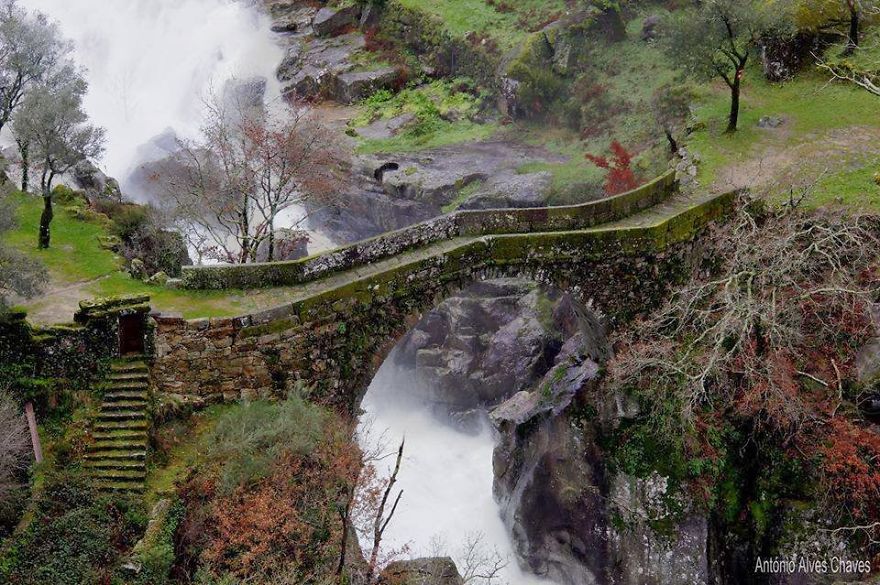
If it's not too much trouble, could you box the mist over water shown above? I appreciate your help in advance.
[358,355,556,585]
[21,0,284,196]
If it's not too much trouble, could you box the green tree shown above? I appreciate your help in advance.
[795,0,877,55]
[664,0,789,133]
[12,66,105,249]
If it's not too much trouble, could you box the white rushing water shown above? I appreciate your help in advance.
[20,0,284,196]
[359,357,555,585]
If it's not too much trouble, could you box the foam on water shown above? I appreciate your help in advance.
[358,357,556,585]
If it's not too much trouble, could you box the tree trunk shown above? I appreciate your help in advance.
[267,217,275,263]
[726,70,743,133]
[17,140,28,192]
[664,128,679,154]
[38,193,53,249]
[843,6,859,56]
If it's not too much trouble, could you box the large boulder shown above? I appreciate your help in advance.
[73,160,122,202]
[264,1,317,33]
[277,32,366,100]
[379,557,464,585]
[393,279,590,417]
[307,141,563,244]
[491,330,611,585]
[255,228,309,262]
[333,67,400,104]
[312,5,361,38]
[759,32,818,82]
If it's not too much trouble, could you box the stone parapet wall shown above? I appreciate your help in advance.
[180,171,678,290]
[154,191,733,407]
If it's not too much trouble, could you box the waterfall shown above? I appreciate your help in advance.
[358,354,556,585]
[20,0,284,198]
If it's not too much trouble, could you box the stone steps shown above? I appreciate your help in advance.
[89,356,150,493]
[103,390,149,402]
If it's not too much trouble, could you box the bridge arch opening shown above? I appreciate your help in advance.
[354,277,609,584]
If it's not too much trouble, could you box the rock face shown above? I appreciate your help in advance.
[255,228,309,262]
[392,279,587,417]
[312,5,361,38]
[380,557,464,585]
[309,141,565,244]
[391,279,711,584]
[73,160,122,202]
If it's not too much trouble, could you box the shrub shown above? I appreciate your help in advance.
[0,469,147,584]
[204,394,329,493]
[585,141,640,195]
[176,395,361,583]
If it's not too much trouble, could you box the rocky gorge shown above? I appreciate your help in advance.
[366,278,709,585]
[259,0,611,245]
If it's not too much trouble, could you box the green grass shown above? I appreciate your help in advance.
[688,68,880,208]
[394,0,567,52]
[4,193,314,321]
[352,80,499,154]
[4,192,122,282]
[145,403,234,507]
[441,178,485,213]
[357,120,498,154]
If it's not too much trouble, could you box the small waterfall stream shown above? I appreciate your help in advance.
[358,355,557,585]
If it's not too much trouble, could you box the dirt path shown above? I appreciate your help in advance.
[710,125,880,198]
[16,275,113,325]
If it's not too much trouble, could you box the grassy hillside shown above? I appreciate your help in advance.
[689,66,880,210]
[3,192,307,322]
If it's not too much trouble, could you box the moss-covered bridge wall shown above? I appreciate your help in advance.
[153,191,733,407]
[179,171,677,290]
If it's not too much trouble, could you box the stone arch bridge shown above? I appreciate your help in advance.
[146,173,735,407]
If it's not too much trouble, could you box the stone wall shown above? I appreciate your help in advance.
[0,295,152,409]
[152,191,733,408]
[179,171,677,290]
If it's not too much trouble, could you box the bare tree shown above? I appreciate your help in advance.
[12,67,105,249]
[610,193,878,440]
[158,93,344,264]
[0,391,29,501]
[363,439,405,584]
[0,0,72,135]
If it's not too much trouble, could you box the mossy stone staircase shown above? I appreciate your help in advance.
[86,356,149,492]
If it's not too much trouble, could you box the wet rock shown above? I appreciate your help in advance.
[356,113,416,141]
[380,557,464,585]
[255,228,309,262]
[491,329,611,585]
[394,279,589,416]
[265,2,316,33]
[277,33,366,101]
[308,141,564,244]
[460,171,551,209]
[221,76,267,112]
[312,5,361,38]
[73,160,122,201]
[333,67,399,104]
[757,116,785,129]
[607,473,709,585]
